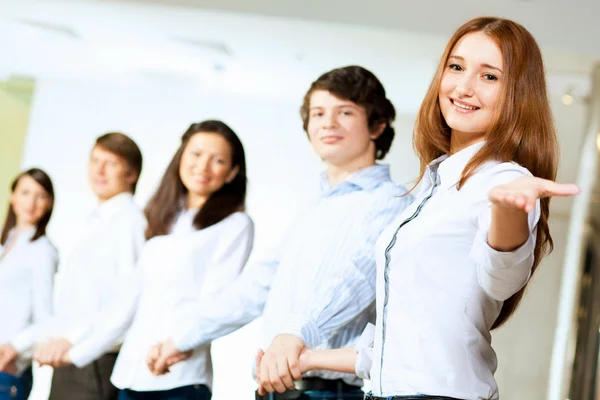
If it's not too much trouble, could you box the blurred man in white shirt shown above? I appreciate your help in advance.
[6,133,146,400]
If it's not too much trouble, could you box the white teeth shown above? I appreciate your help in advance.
[453,100,477,110]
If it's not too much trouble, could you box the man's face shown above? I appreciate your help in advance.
[88,145,136,202]
[306,90,378,168]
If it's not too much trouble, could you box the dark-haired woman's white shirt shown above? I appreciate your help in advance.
[68,210,254,392]
[357,142,541,399]
[0,227,57,375]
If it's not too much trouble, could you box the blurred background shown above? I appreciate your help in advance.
[1,1,599,399]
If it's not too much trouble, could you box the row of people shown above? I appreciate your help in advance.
[0,16,580,400]
[0,121,251,400]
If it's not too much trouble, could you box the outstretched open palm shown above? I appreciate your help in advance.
[489,176,580,213]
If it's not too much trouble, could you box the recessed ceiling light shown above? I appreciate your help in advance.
[562,93,575,106]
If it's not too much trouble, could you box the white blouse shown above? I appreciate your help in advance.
[68,210,254,392]
[0,227,57,375]
[359,142,540,399]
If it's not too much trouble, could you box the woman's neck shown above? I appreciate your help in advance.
[449,131,485,154]
[187,194,208,210]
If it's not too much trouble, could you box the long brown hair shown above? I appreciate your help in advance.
[413,17,558,329]
[1,168,55,245]
[144,120,247,240]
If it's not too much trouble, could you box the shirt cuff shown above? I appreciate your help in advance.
[354,323,375,380]
[63,322,92,346]
[279,315,321,349]
[10,330,35,354]
[171,323,203,353]
[68,344,95,369]
[471,230,535,301]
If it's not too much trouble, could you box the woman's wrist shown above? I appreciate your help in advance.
[299,349,315,373]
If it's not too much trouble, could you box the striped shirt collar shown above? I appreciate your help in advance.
[319,164,392,194]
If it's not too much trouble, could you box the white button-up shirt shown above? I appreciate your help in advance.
[1,227,57,375]
[360,142,540,399]
[68,210,254,392]
[11,192,146,353]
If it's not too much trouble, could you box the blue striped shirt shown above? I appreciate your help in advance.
[257,164,412,384]
[172,164,412,384]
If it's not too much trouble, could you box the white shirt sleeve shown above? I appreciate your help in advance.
[194,214,254,301]
[469,166,541,301]
[10,325,40,354]
[65,214,146,365]
[31,241,58,323]
[10,241,58,354]
[68,272,141,368]
[354,323,375,380]
[171,217,275,352]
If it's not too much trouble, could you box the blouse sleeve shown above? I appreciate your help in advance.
[196,213,254,301]
[354,323,375,380]
[170,213,258,351]
[9,240,58,355]
[32,240,58,323]
[469,165,541,301]
[67,215,147,368]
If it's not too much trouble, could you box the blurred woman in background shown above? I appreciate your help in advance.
[0,168,57,400]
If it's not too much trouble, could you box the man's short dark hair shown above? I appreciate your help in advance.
[300,66,396,160]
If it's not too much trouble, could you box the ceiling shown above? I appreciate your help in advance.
[113,0,600,59]
[0,0,595,92]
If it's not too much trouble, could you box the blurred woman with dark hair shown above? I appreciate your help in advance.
[0,168,57,400]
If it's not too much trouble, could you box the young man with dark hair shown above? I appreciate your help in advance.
[149,66,413,400]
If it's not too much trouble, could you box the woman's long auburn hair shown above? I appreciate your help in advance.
[144,120,247,240]
[413,17,559,329]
